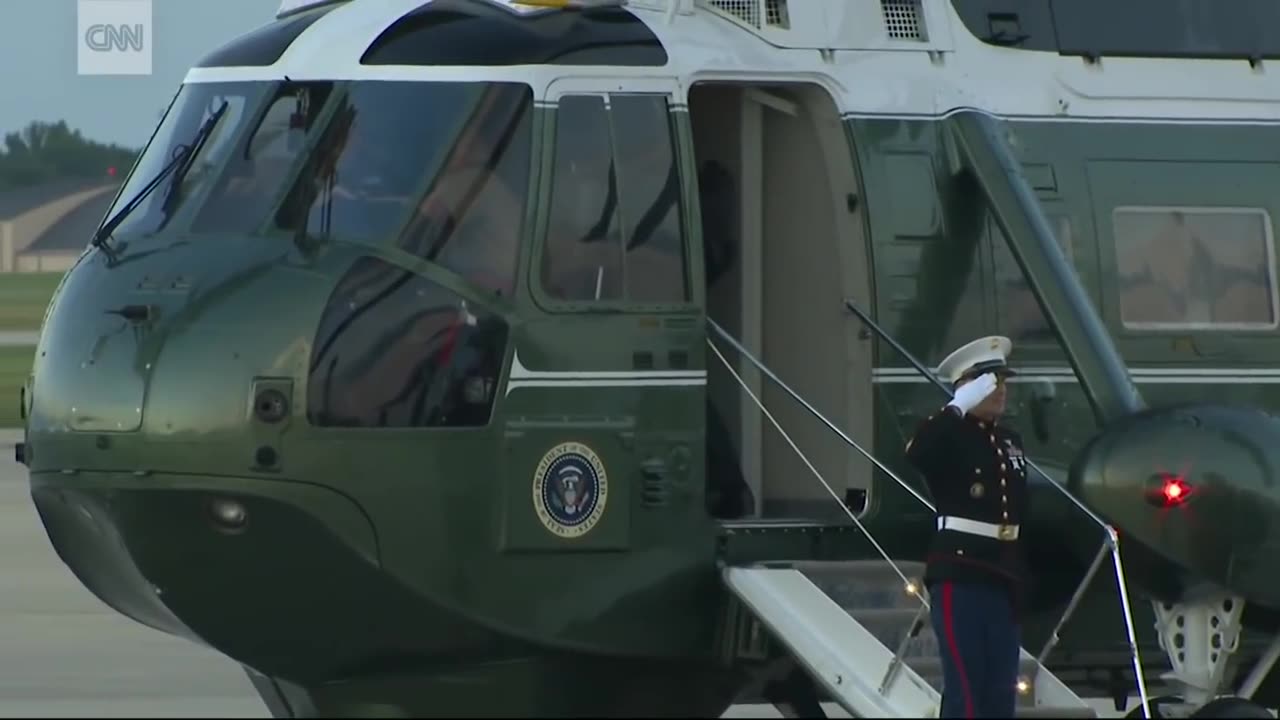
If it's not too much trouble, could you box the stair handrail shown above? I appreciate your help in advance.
[841,298,1152,719]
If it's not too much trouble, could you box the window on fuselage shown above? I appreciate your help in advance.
[101,81,262,240]
[540,92,688,305]
[1112,206,1279,330]
[273,80,533,299]
[191,81,334,234]
[308,255,509,429]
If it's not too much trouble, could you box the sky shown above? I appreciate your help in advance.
[0,0,280,150]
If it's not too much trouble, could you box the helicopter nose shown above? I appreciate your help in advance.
[24,237,331,466]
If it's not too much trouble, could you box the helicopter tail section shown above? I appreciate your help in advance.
[721,557,1097,718]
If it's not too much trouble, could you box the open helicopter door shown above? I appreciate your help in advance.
[497,73,708,555]
[687,80,874,523]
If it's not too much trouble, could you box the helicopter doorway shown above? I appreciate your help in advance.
[690,81,874,523]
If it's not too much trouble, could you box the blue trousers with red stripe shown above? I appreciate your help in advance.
[928,580,1020,718]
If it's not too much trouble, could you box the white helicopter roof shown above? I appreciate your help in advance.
[275,0,680,17]
[238,0,1280,124]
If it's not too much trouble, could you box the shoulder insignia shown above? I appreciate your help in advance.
[533,441,608,538]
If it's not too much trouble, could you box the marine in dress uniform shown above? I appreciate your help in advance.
[905,336,1029,719]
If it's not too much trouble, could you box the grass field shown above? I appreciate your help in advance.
[0,272,65,332]
[0,345,33,429]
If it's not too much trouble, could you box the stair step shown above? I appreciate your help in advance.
[845,608,939,659]
[790,559,928,585]
[791,560,928,612]
[901,657,1060,708]
[905,655,1041,678]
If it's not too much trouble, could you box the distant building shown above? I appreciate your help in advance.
[0,178,120,273]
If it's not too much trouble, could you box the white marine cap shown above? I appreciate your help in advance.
[935,335,1016,385]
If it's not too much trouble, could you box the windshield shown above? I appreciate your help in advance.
[191,81,335,234]
[274,80,533,297]
[101,81,262,240]
[99,79,534,299]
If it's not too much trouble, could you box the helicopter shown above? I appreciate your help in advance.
[18,0,1280,716]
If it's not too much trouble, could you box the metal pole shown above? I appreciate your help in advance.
[843,298,950,395]
[945,109,1145,423]
[1037,541,1110,668]
[1109,528,1151,719]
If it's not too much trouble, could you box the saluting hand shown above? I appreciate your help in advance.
[947,373,998,415]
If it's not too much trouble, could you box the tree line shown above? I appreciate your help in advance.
[0,120,139,191]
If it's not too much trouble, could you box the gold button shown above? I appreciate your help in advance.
[1003,511,1009,520]
[1001,463,1006,471]
[975,468,982,475]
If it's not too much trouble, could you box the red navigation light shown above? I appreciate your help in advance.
[1161,475,1191,506]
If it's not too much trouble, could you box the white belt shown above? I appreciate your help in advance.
[937,515,1019,541]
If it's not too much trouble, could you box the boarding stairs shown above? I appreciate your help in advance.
[723,558,1096,718]
[707,306,1153,719]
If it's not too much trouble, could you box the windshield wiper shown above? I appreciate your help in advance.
[91,99,230,258]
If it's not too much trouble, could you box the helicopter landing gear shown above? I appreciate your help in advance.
[1150,592,1246,709]
[1143,592,1280,718]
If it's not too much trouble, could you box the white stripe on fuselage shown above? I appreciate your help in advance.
[504,350,707,395]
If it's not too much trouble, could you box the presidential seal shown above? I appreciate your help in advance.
[533,441,608,538]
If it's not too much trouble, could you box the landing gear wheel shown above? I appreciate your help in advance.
[1189,696,1273,718]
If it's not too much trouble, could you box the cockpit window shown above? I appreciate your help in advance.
[191,82,334,234]
[396,83,532,298]
[274,80,533,297]
[102,82,260,241]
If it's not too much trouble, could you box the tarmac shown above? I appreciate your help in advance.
[0,428,1145,718]
[0,429,266,718]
